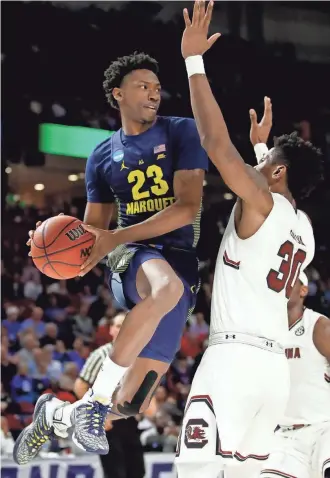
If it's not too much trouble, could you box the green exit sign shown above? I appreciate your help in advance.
[39,123,115,158]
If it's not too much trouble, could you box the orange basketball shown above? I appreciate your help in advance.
[31,215,95,279]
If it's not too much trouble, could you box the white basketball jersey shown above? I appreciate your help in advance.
[280,308,330,426]
[210,193,314,345]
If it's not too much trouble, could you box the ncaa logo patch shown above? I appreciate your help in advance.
[113,150,124,162]
[295,325,305,336]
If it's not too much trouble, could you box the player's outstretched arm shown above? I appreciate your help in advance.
[182,1,273,217]
[313,316,330,363]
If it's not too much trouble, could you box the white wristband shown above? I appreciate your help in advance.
[254,143,269,164]
[185,55,205,78]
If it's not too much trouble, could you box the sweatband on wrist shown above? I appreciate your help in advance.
[185,55,205,78]
[254,143,269,164]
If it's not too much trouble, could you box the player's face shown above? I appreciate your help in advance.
[119,69,161,123]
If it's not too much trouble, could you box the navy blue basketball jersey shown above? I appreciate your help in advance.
[85,116,208,250]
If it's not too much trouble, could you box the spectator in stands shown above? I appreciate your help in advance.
[2,305,21,344]
[17,332,39,375]
[88,285,114,326]
[21,258,40,284]
[1,344,17,393]
[63,362,79,382]
[1,416,15,456]
[167,354,191,409]
[20,307,46,338]
[72,302,94,344]
[53,340,72,364]
[46,280,68,297]
[23,276,43,301]
[8,273,25,301]
[189,312,209,345]
[140,410,178,453]
[39,323,58,347]
[31,348,49,379]
[53,311,75,348]
[42,345,63,381]
[67,338,86,371]
[11,362,35,404]
[180,324,201,359]
[44,375,77,404]
[44,294,66,321]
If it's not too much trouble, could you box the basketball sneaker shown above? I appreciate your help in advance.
[71,393,109,455]
[13,394,68,465]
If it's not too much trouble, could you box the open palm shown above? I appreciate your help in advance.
[181,1,221,59]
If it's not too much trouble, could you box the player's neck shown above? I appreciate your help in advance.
[271,185,295,208]
[287,302,304,326]
[121,117,155,136]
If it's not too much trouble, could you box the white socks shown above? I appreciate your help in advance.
[51,357,128,438]
[91,356,128,403]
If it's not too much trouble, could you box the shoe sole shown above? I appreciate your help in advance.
[72,431,109,455]
[13,393,55,465]
[71,406,109,455]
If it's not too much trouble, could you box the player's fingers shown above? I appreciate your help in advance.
[200,0,206,21]
[204,0,214,29]
[264,96,272,111]
[58,213,64,216]
[28,230,35,238]
[28,251,32,257]
[249,109,258,126]
[192,0,200,26]
[79,258,96,276]
[207,32,221,48]
[82,224,99,237]
[26,238,31,246]
[183,8,192,27]
[263,96,273,123]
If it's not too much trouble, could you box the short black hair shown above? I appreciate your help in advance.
[103,52,159,109]
[273,132,324,200]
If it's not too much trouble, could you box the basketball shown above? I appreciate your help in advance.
[30,215,95,280]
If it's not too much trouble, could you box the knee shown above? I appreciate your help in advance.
[152,275,184,312]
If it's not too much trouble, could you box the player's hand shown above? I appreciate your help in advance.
[79,225,118,277]
[249,96,272,146]
[26,213,64,256]
[181,1,221,59]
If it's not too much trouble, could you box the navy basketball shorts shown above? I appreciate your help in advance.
[109,244,199,364]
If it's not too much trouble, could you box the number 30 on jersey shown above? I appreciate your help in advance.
[267,240,307,299]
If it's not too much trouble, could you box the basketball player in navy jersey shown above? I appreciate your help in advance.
[14,52,208,464]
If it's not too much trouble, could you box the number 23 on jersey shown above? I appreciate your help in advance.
[128,165,169,201]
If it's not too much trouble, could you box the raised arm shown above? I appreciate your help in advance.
[182,1,273,217]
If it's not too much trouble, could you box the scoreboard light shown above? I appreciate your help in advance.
[39,123,114,159]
